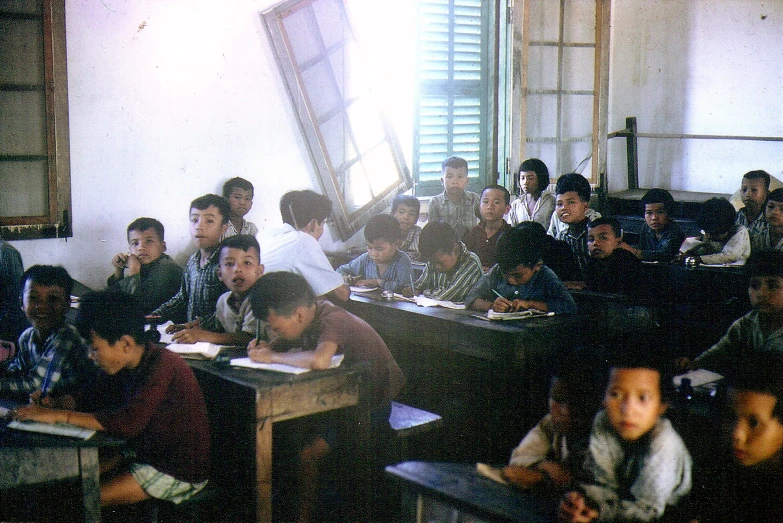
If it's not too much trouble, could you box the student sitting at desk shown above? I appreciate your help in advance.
[107,217,183,314]
[0,234,28,347]
[464,184,513,270]
[683,251,783,376]
[391,194,422,261]
[758,187,783,252]
[336,213,413,293]
[580,217,641,295]
[260,189,349,303]
[14,291,210,508]
[168,234,264,347]
[410,221,483,303]
[506,158,555,229]
[0,266,92,403]
[735,169,770,253]
[558,348,692,523]
[465,226,577,314]
[246,271,404,523]
[619,188,685,262]
[222,176,259,238]
[678,197,750,267]
[151,194,230,324]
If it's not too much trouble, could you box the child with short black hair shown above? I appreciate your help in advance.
[427,156,481,240]
[222,176,258,238]
[391,194,422,261]
[411,221,483,302]
[152,194,230,323]
[464,184,513,269]
[170,234,264,346]
[0,265,92,402]
[736,170,770,252]
[548,173,601,277]
[0,234,27,347]
[620,188,685,262]
[507,158,555,228]
[558,348,691,523]
[679,197,750,266]
[686,251,783,375]
[337,214,413,292]
[107,217,183,314]
[260,189,349,303]
[465,226,577,314]
[759,187,783,252]
[14,291,211,507]
[583,217,641,295]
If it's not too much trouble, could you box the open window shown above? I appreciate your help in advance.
[263,0,413,242]
[0,0,72,240]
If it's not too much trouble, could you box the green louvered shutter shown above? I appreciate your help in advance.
[414,0,496,196]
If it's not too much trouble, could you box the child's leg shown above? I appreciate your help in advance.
[100,472,151,506]
[297,436,331,523]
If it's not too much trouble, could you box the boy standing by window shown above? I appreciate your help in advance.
[107,217,183,314]
[152,194,229,324]
[464,184,513,270]
[222,177,258,238]
[427,156,480,241]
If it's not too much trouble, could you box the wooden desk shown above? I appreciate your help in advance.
[188,358,372,523]
[386,461,552,523]
[344,294,584,464]
[0,422,123,523]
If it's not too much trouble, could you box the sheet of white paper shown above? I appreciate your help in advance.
[230,354,345,374]
[673,369,723,387]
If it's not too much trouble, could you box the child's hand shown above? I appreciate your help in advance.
[509,299,529,312]
[355,279,380,288]
[501,465,544,489]
[111,252,128,277]
[12,404,61,424]
[401,286,415,298]
[247,339,273,363]
[491,296,513,312]
[165,323,186,334]
[124,254,141,276]
[172,327,207,344]
[536,461,572,488]
[558,492,599,523]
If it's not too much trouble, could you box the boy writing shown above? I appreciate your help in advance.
[619,188,685,262]
[735,170,770,252]
[427,156,480,241]
[548,173,601,278]
[464,184,513,270]
[507,158,555,228]
[684,251,783,375]
[391,194,422,261]
[410,221,483,302]
[679,197,750,267]
[107,217,183,314]
[169,234,264,347]
[222,176,259,238]
[582,217,641,295]
[246,271,404,523]
[558,349,692,523]
[336,214,413,293]
[466,225,577,314]
[0,265,92,402]
[14,291,210,508]
[260,189,349,303]
[152,194,229,324]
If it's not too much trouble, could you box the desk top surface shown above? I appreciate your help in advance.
[386,461,553,523]
[0,420,123,449]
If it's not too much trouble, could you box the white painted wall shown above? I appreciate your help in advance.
[11,0,415,290]
[607,0,783,193]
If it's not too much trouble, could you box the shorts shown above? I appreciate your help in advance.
[129,463,208,504]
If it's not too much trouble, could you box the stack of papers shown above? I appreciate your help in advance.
[7,420,96,440]
[230,354,345,374]
[484,309,553,321]
[166,342,225,360]
[393,295,465,309]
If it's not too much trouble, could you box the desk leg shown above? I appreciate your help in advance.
[78,447,101,523]
[256,392,273,523]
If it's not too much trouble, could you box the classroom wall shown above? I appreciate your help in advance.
[11,0,415,290]
[606,0,783,193]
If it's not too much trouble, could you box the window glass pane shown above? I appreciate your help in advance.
[345,161,371,208]
[0,91,47,154]
[346,98,384,154]
[0,18,45,85]
[0,161,48,216]
[363,144,400,195]
[282,6,321,65]
[328,41,367,100]
[528,0,560,42]
[525,94,558,138]
[562,47,595,92]
[320,111,356,170]
[300,58,341,120]
[561,94,594,138]
[312,0,348,49]
[526,46,558,91]
[563,0,597,43]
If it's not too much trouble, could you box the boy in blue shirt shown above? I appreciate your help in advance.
[152,194,229,324]
[620,189,685,262]
[337,214,413,293]
[465,225,577,314]
[427,156,480,240]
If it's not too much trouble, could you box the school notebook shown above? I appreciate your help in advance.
[166,342,225,360]
[483,309,554,321]
[229,354,345,374]
[7,420,96,440]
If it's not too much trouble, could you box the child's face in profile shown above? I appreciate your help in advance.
[765,199,783,229]
[227,187,254,219]
[502,263,537,286]
[127,228,166,265]
[87,331,128,376]
[587,224,621,259]
[480,188,510,222]
[367,239,399,265]
[740,178,768,216]
[555,191,588,224]
[218,247,264,295]
[22,280,69,335]
[393,204,419,233]
[431,245,460,272]
[266,308,308,340]
[725,388,783,467]
[519,171,540,196]
[604,368,667,442]
[442,166,469,197]
[748,275,783,315]
[643,203,670,233]
[190,205,228,250]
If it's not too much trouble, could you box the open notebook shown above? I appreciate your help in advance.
[230,354,344,375]
[7,420,96,440]
[165,342,225,360]
[481,309,554,321]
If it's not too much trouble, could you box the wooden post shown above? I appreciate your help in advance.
[626,116,639,190]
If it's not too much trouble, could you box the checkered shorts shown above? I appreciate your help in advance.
[129,463,208,504]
